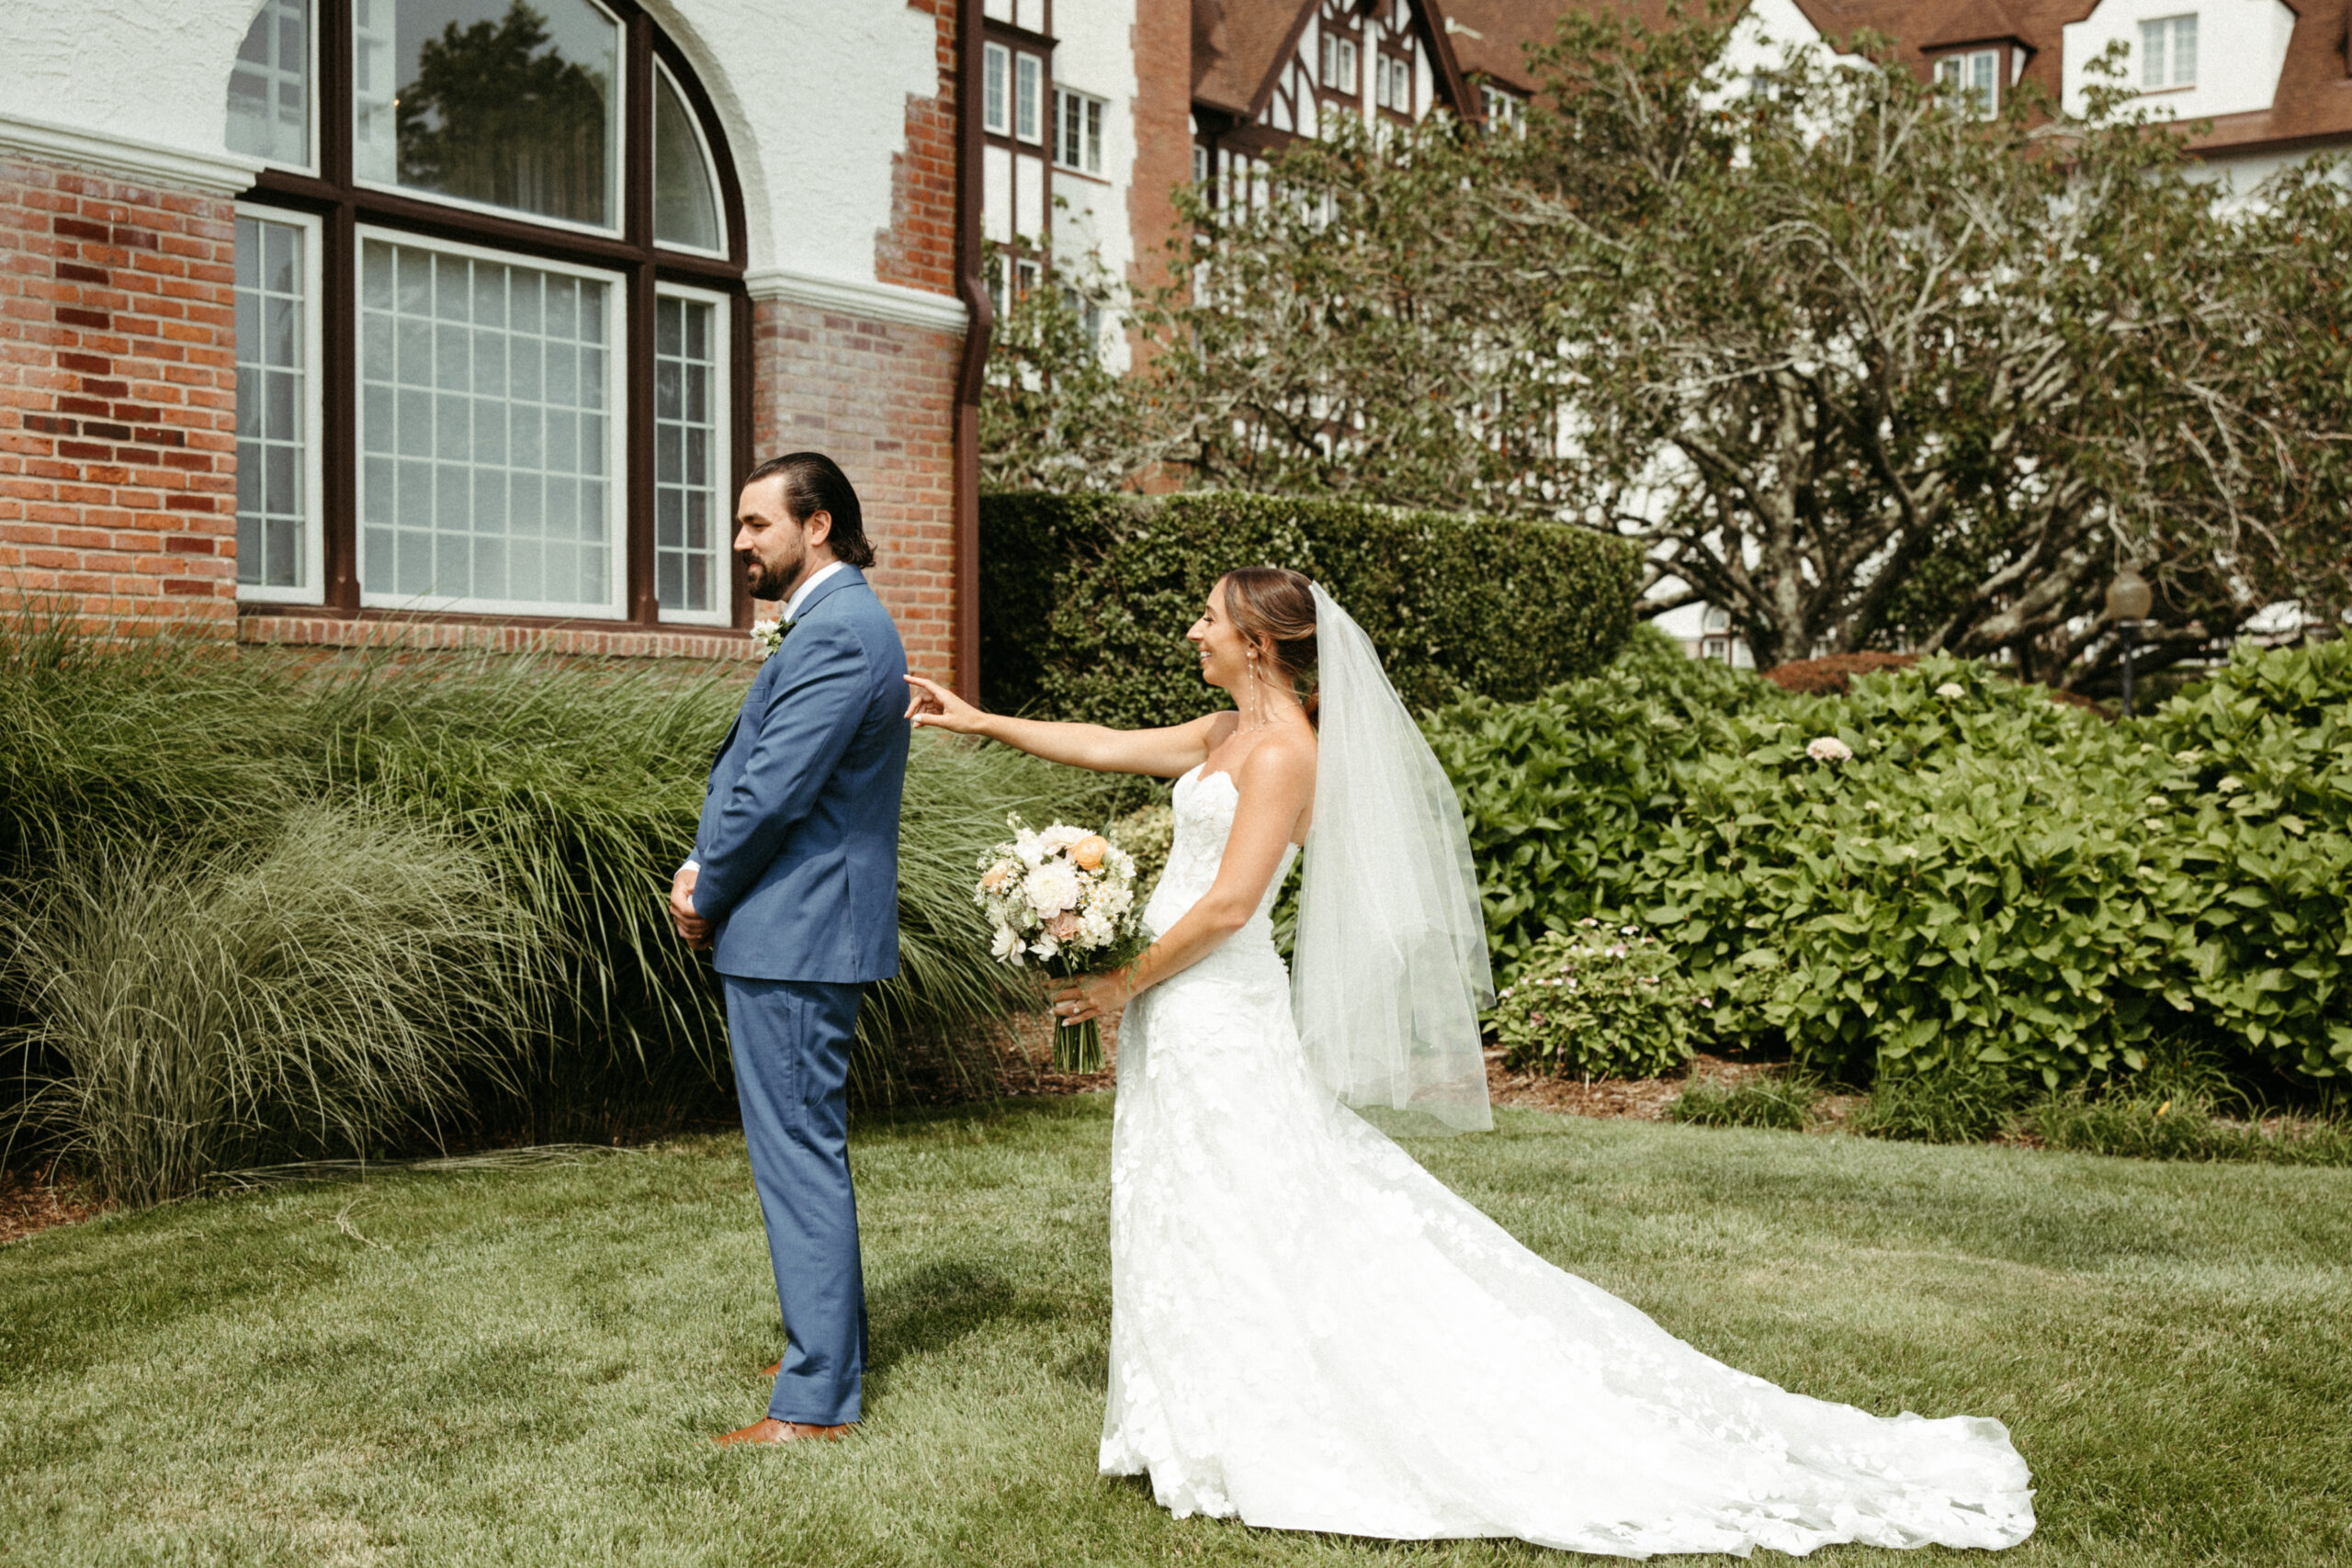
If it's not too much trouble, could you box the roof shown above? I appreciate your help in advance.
[1418,0,2352,152]
[1192,0,1309,117]
[1191,0,1478,121]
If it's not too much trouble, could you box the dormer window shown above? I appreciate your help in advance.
[1374,51,1412,114]
[1481,83,1526,134]
[1936,49,2001,115]
[2140,15,2199,88]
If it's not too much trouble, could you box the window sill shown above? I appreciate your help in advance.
[238,608,756,662]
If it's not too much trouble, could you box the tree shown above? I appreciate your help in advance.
[398,2,609,227]
[978,249,1151,492]
[1020,6,2352,682]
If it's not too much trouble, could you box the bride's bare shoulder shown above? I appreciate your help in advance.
[1235,727,1317,795]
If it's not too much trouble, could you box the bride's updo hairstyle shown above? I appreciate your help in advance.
[1219,566,1319,722]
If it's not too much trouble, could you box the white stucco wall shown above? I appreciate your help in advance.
[1046,0,1139,370]
[2062,0,2296,121]
[1721,0,1830,80]
[0,0,944,303]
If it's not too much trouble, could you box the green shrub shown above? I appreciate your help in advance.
[1430,640,2352,1095]
[1,806,526,1205]
[2022,1089,2352,1166]
[1848,1064,2027,1145]
[1111,802,1174,907]
[1667,1072,1815,1131]
[1491,922,1700,1079]
[0,624,1120,1194]
[979,491,1640,728]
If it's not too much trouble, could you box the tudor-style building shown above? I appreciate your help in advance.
[0,0,989,686]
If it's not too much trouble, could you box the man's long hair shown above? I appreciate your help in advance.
[744,452,876,570]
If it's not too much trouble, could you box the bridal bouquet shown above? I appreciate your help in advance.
[975,816,1144,1073]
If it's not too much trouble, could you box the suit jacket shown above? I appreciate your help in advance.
[691,565,909,982]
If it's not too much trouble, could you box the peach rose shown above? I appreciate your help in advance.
[1071,834,1110,870]
[1046,910,1082,941]
[980,859,1015,891]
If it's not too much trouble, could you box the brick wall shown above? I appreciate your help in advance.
[0,154,239,637]
[752,297,961,682]
[876,0,960,298]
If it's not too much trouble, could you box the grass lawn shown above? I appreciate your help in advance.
[4,1097,2349,1567]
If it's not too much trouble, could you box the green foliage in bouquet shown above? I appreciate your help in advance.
[1489,923,1700,1080]
[978,490,1638,728]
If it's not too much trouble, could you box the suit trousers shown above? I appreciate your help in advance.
[723,975,867,1426]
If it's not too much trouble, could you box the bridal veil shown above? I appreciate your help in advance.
[1290,584,1495,1134]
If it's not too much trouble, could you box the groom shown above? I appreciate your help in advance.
[669,451,909,1447]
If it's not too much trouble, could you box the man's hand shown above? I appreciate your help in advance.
[671,864,713,949]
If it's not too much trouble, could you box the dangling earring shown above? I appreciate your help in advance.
[1244,648,1263,729]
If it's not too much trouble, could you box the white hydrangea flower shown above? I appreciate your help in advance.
[1935,682,1966,699]
[1806,736,1854,763]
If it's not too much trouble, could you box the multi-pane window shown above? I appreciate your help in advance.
[1319,34,1359,94]
[1056,89,1104,175]
[1936,50,2000,116]
[226,1,741,624]
[1015,52,1044,143]
[1481,84,1525,134]
[1374,53,1412,114]
[653,292,726,620]
[1193,143,1211,186]
[358,238,616,614]
[226,0,311,167]
[983,43,1011,136]
[235,211,319,594]
[2141,16,2199,88]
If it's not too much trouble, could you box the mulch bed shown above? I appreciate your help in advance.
[0,1166,102,1247]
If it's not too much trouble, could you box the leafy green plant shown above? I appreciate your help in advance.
[1111,802,1174,906]
[2021,1089,2352,1166]
[1490,922,1701,1079]
[1428,640,2352,1098]
[1848,1065,2028,1145]
[1666,1070,1816,1132]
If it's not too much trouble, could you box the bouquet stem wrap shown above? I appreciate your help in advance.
[1047,956,1107,1075]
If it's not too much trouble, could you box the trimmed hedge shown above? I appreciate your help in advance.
[979,491,1641,727]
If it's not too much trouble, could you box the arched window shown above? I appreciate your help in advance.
[225,0,746,627]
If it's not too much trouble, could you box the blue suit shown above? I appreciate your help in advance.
[691,564,907,1426]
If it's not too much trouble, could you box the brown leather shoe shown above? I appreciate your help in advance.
[713,1416,851,1446]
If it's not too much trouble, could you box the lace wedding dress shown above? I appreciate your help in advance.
[1099,762,2035,1558]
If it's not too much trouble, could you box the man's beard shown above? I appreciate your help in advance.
[743,537,804,602]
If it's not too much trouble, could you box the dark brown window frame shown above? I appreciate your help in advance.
[239,0,754,633]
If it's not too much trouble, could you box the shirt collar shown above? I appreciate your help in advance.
[782,559,849,623]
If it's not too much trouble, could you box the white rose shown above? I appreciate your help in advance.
[1024,861,1080,917]
[1038,822,1088,853]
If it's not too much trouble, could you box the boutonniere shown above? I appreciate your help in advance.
[751,617,788,659]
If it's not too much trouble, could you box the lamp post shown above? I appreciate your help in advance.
[2106,566,2154,717]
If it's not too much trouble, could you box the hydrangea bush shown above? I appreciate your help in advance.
[1490,921,1702,1079]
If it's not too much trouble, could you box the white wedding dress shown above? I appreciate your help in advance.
[1099,762,2035,1558]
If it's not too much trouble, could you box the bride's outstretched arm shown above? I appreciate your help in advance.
[903,674,1221,778]
[1053,736,1315,1027]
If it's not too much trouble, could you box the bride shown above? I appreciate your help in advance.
[903,568,2033,1557]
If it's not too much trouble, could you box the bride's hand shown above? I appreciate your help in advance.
[905,674,989,734]
[1050,971,1131,1026]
